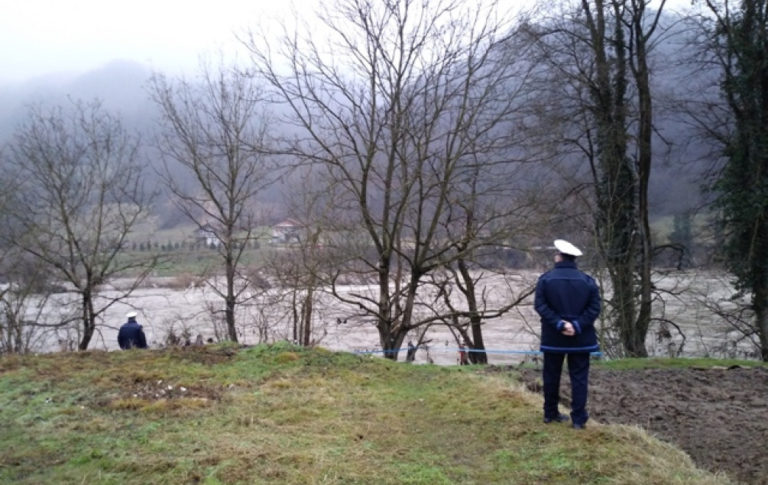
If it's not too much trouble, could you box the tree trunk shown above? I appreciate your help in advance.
[756,214,768,361]
[755,267,768,361]
[630,4,655,358]
[458,259,488,364]
[224,242,238,342]
[469,319,487,365]
[225,260,237,342]
[302,286,314,347]
[79,290,95,351]
[377,254,399,360]
[291,290,299,344]
[225,297,237,343]
[611,263,640,356]
[584,0,647,357]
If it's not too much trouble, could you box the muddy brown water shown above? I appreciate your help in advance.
[42,271,756,364]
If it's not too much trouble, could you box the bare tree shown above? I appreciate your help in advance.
[527,0,669,357]
[4,99,161,350]
[428,265,538,364]
[149,62,276,343]
[246,0,541,359]
[0,239,61,354]
[423,143,547,363]
[262,167,343,347]
[0,173,51,354]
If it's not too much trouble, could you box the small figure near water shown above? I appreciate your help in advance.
[458,340,469,365]
[117,311,148,350]
[406,341,417,363]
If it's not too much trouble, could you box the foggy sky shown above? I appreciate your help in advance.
[0,0,689,85]
[0,0,305,84]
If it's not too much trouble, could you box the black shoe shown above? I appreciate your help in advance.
[572,423,586,430]
[543,413,569,424]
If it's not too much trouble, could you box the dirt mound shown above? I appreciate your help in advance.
[517,366,768,485]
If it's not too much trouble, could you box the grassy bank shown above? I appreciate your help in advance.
[0,344,731,484]
[594,356,768,370]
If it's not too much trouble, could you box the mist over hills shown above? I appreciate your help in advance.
[0,59,155,139]
[0,35,713,225]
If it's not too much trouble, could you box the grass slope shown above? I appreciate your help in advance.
[0,344,731,484]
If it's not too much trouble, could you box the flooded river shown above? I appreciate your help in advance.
[25,270,761,363]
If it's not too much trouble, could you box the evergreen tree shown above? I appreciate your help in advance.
[707,0,768,360]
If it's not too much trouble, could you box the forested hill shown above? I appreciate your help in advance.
[0,60,154,138]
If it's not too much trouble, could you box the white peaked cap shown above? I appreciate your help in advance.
[126,311,138,318]
[554,239,583,257]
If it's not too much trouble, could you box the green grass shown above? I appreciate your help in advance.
[113,246,271,278]
[0,344,732,484]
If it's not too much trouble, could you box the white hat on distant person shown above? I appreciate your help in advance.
[126,311,138,319]
[554,239,583,257]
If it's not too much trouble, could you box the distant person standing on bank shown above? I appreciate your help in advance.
[534,239,601,429]
[118,311,148,349]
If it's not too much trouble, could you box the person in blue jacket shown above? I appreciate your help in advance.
[534,239,601,429]
[117,311,148,349]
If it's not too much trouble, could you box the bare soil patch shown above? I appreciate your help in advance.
[516,366,768,485]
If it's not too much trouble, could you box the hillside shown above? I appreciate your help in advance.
[0,344,731,484]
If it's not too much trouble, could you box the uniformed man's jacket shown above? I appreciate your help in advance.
[534,260,601,353]
[118,320,148,349]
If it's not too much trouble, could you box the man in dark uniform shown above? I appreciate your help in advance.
[534,239,601,429]
[406,341,417,363]
[117,311,148,349]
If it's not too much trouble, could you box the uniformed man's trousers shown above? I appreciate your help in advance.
[542,352,590,425]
